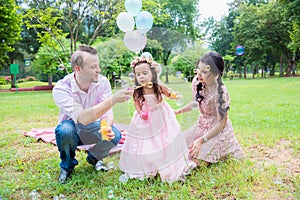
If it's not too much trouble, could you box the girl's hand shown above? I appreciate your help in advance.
[106,126,115,141]
[190,138,204,158]
[169,92,178,99]
[174,109,181,115]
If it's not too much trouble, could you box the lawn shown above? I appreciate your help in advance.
[0,77,299,199]
[0,81,50,90]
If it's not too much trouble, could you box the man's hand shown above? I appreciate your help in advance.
[112,89,133,104]
[105,126,115,141]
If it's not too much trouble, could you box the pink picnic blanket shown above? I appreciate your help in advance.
[23,123,128,154]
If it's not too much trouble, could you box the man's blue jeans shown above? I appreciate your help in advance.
[55,120,121,171]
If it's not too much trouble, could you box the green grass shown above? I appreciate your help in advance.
[0,77,299,199]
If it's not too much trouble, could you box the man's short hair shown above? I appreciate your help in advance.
[78,45,97,55]
[71,45,97,70]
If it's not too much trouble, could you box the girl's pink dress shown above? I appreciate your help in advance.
[119,94,195,183]
[185,77,244,163]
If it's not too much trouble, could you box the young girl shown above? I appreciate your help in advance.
[119,56,195,183]
[175,52,244,166]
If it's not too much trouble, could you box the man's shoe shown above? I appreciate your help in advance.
[86,156,110,171]
[86,156,98,166]
[95,160,109,171]
[58,169,73,184]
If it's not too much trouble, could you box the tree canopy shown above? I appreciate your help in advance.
[0,0,22,67]
[1,0,299,82]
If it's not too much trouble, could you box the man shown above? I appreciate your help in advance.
[52,45,132,184]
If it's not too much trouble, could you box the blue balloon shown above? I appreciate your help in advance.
[141,52,153,59]
[136,11,153,33]
[125,0,142,17]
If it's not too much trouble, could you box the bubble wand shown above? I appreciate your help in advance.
[134,82,153,90]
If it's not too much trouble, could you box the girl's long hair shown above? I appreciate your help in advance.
[133,62,162,104]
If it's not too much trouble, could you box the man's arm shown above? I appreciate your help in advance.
[78,89,133,125]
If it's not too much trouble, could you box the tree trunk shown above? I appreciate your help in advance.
[239,68,242,78]
[279,55,283,77]
[48,74,53,86]
[244,65,247,79]
[165,66,169,84]
[270,65,275,76]
[163,50,171,84]
[11,74,16,88]
[286,59,295,75]
[292,63,296,75]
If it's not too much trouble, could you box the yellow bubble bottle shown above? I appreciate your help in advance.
[100,119,108,140]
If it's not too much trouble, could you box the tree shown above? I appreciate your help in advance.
[171,44,207,80]
[95,38,134,84]
[146,0,200,83]
[277,0,300,74]
[0,0,22,67]
[232,2,295,78]
[23,0,122,54]
[31,38,71,85]
[232,4,269,78]
[208,0,274,78]
[21,0,123,84]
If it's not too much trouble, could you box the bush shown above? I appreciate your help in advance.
[17,78,25,83]
[0,76,6,85]
[227,71,235,80]
[5,76,11,83]
[25,76,36,81]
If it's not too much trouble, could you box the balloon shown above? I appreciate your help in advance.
[124,30,147,53]
[136,11,153,33]
[117,12,135,32]
[125,0,142,17]
[141,52,153,59]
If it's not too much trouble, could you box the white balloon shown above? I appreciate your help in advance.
[124,30,147,53]
[117,12,135,32]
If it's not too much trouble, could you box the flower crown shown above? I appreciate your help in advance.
[130,56,160,73]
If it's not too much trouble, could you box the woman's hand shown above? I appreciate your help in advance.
[190,137,204,158]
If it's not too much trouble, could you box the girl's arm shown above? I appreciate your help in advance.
[134,99,148,120]
[134,100,142,114]
[190,113,227,157]
[160,84,172,97]
[202,113,227,141]
[174,101,198,115]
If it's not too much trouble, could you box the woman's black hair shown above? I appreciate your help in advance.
[195,52,228,119]
[195,80,204,103]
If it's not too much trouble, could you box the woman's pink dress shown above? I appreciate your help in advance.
[185,78,244,163]
[119,94,195,183]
